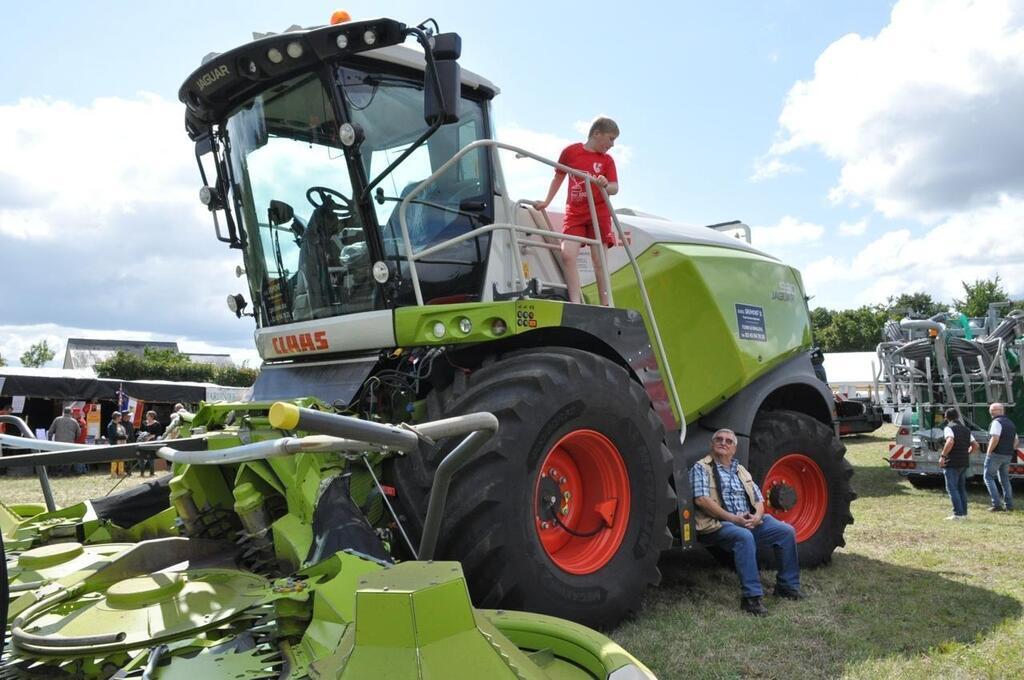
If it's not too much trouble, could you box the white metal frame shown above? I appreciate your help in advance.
[396,140,687,443]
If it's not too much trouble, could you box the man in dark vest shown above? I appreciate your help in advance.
[984,402,1018,512]
[689,428,802,616]
[940,408,978,520]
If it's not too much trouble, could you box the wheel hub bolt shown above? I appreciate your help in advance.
[541,521,549,529]
[559,476,567,484]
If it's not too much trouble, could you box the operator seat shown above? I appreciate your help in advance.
[293,199,344,320]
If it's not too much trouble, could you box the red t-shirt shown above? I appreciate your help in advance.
[557,143,618,239]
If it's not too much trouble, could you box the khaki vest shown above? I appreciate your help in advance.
[694,455,760,534]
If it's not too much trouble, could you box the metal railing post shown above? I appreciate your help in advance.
[0,415,57,512]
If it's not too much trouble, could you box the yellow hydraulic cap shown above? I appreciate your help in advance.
[269,402,301,430]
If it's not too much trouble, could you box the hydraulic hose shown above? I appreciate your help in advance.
[10,584,127,652]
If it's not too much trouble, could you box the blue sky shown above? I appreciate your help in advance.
[2,0,1022,366]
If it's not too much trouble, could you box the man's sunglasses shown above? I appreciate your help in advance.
[712,436,737,445]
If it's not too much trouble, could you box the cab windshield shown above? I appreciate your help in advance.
[225,66,492,327]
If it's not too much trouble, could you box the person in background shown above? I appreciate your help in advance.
[163,403,189,440]
[984,402,1018,512]
[0,398,13,476]
[137,410,165,476]
[106,412,127,478]
[121,410,136,446]
[71,407,89,474]
[47,406,81,476]
[939,408,977,520]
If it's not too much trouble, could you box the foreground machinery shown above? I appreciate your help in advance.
[3,12,855,678]
[876,306,1024,485]
[1,406,654,678]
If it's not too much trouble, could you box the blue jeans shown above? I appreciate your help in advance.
[943,466,968,516]
[699,514,800,597]
[984,453,1013,510]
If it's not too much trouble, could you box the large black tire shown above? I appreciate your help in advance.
[391,348,675,629]
[747,409,856,568]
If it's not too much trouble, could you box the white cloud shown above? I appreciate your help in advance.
[764,0,1024,220]
[752,215,825,249]
[0,94,252,360]
[800,196,1024,305]
[750,155,802,182]
[838,219,868,236]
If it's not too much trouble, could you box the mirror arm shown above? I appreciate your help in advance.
[405,26,448,120]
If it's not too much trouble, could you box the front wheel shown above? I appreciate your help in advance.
[747,409,856,567]
[391,348,675,629]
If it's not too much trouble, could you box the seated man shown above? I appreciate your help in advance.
[689,428,803,615]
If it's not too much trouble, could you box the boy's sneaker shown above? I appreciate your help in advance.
[740,596,768,616]
[988,506,1004,512]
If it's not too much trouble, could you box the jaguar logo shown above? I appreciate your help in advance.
[771,281,797,303]
[195,65,230,92]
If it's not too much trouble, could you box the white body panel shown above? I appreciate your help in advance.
[255,309,395,360]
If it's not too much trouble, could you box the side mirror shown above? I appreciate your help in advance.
[424,32,462,126]
[268,200,294,226]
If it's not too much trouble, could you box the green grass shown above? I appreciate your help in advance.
[613,425,1024,679]
[3,428,1022,679]
[0,468,162,507]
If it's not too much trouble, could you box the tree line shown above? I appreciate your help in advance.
[0,341,256,388]
[811,277,1020,352]
[94,348,258,387]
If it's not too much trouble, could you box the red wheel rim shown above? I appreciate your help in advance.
[762,453,827,542]
[533,430,630,575]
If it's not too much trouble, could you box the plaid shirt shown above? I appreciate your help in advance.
[690,458,763,515]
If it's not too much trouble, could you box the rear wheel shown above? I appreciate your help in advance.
[747,410,855,567]
[391,348,675,629]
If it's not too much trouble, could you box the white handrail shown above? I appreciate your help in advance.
[395,139,687,443]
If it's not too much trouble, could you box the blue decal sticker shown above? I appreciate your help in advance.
[735,303,767,342]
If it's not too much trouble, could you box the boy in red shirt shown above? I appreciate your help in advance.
[533,117,619,305]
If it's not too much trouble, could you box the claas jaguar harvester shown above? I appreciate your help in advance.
[0,12,854,679]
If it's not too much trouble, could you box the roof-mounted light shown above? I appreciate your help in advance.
[267,47,284,64]
[286,41,303,59]
[330,10,352,25]
[336,33,349,49]
[363,30,377,46]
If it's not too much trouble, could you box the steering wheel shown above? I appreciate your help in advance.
[306,186,352,213]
